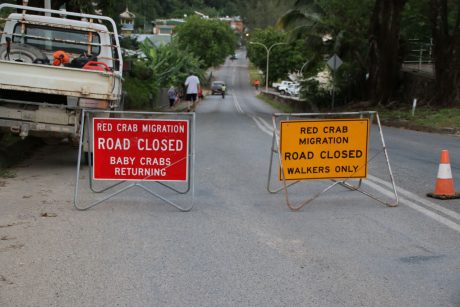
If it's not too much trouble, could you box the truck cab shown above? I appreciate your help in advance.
[0,3,123,141]
[1,13,116,69]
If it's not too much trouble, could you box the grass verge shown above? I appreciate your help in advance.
[257,94,295,113]
[256,92,460,134]
[377,106,460,132]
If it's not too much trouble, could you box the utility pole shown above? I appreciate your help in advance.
[249,41,287,91]
[327,54,343,110]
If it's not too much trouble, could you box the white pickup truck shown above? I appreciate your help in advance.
[272,80,294,93]
[0,4,123,144]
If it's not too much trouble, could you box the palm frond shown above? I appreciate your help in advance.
[278,9,319,28]
[293,0,317,6]
[333,30,346,53]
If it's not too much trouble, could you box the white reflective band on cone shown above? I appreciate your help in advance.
[437,164,453,179]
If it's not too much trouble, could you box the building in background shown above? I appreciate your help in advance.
[219,16,244,34]
[132,34,171,46]
[124,12,244,41]
[152,19,185,36]
[120,7,135,36]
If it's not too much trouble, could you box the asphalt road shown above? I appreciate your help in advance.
[0,51,459,306]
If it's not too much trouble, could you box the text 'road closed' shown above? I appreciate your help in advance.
[280,119,369,180]
[92,118,189,181]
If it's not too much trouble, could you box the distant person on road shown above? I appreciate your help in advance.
[167,85,177,107]
[254,79,260,90]
[221,84,226,99]
[184,72,200,112]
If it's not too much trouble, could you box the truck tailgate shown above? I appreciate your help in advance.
[0,61,122,101]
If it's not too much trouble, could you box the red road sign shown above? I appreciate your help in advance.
[92,118,189,181]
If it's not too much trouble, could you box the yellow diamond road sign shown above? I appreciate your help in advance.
[280,118,370,180]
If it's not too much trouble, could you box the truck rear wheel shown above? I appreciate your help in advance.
[83,151,93,166]
[0,44,48,64]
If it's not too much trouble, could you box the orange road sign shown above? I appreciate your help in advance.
[280,118,369,180]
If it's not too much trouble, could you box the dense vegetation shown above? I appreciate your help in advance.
[174,16,237,68]
[123,18,234,109]
[7,0,460,109]
[246,0,460,108]
[10,0,291,31]
[11,0,244,26]
[123,27,218,109]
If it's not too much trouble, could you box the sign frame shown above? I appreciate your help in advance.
[279,118,370,180]
[74,110,196,212]
[267,111,398,211]
[92,117,190,182]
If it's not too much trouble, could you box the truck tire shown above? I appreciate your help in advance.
[114,91,126,111]
[0,44,48,64]
[83,151,93,166]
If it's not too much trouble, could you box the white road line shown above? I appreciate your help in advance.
[252,115,274,136]
[364,179,460,233]
[368,174,460,221]
[254,115,274,132]
[232,93,244,113]
[235,85,460,231]
[251,116,273,136]
[232,91,274,136]
[253,117,460,230]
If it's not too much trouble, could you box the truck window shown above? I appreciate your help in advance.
[12,24,101,55]
[111,35,119,71]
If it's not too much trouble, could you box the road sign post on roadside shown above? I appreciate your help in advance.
[327,54,343,110]
[267,111,398,211]
[74,110,195,211]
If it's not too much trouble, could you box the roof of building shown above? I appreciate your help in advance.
[132,34,172,46]
[154,19,185,26]
[120,7,135,19]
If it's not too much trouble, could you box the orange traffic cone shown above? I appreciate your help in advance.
[427,150,460,200]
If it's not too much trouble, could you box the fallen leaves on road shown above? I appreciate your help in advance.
[0,243,24,252]
[0,275,14,285]
[0,236,16,241]
[40,212,57,218]
[0,222,26,228]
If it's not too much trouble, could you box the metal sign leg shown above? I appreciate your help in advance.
[74,110,196,211]
[267,111,399,211]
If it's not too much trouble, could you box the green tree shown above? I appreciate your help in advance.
[16,0,94,12]
[96,0,126,21]
[401,0,431,41]
[174,15,236,68]
[279,0,373,104]
[399,0,432,69]
[247,28,306,86]
[139,39,205,88]
[124,40,206,109]
[123,59,157,110]
[277,0,330,79]
[430,0,460,106]
[368,0,407,106]
[241,0,295,30]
